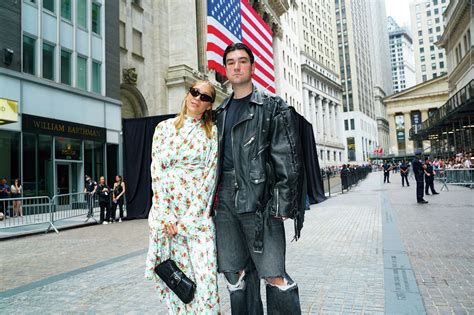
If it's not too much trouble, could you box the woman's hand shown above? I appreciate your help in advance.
[164,222,178,237]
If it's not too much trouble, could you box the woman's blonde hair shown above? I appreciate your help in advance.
[174,80,216,139]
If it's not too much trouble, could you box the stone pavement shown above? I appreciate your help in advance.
[0,172,472,314]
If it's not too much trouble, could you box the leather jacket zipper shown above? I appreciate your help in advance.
[243,136,255,147]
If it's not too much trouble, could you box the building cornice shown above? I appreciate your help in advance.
[437,0,470,47]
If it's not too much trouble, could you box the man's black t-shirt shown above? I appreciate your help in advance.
[85,180,97,193]
[222,93,252,171]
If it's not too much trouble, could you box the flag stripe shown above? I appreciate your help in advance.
[241,7,273,47]
[241,0,272,37]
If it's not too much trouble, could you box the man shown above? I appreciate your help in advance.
[213,43,304,314]
[424,158,439,195]
[382,161,391,183]
[84,175,97,217]
[0,178,10,216]
[412,151,428,204]
[400,160,410,187]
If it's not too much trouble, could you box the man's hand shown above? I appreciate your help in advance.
[164,222,178,237]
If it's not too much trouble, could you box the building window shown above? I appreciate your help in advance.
[61,49,71,85]
[92,61,101,93]
[43,0,54,13]
[422,74,427,81]
[61,0,71,20]
[439,61,444,68]
[77,0,87,29]
[119,21,126,49]
[344,119,349,130]
[92,3,101,35]
[22,35,36,75]
[350,118,355,130]
[132,29,143,56]
[77,55,87,90]
[42,42,55,80]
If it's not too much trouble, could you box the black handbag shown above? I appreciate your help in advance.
[154,259,196,304]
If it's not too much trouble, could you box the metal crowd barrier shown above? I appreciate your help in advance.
[0,196,55,232]
[435,168,474,190]
[0,192,105,234]
[51,192,99,223]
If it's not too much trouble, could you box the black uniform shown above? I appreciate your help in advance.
[97,184,111,223]
[425,163,438,195]
[412,158,426,203]
[383,163,391,183]
[112,182,125,221]
[85,179,97,217]
[400,162,410,187]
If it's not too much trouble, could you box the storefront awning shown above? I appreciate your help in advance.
[0,98,18,125]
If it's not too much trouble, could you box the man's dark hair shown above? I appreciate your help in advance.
[223,43,255,65]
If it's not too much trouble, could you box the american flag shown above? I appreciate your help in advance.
[207,0,276,94]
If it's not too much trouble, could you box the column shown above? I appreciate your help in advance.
[303,89,310,122]
[316,95,323,135]
[323,98,330,142]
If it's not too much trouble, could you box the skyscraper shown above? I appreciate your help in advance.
[409,0,449,83]
[297,0,345,166]
[388,16,416,93]
[335,0,379,162]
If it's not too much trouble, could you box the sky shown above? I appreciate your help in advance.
[385,0,412,29]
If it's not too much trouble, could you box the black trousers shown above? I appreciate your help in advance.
[99,201,110,222]
[111,199,124,220]
[415,176,424,201]
[401,174,409,186]
[384,171,390,183]
[425,176,437,194]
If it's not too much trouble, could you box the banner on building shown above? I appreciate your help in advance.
[0,98,18,124]
[206,0,276,93]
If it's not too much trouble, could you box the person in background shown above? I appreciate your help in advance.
[424,159,439,195]
[0,178,10,217]
[412,151,428,204]
[382,160,391,183]
[84,175,97,218]
[11,179,23,217]
[400,161,410,187]
[111,175,126,223]
[97,176,111,224]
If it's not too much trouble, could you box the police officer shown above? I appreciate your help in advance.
[412,151,428,204]
[84,175,97,217]
[400,160,410,187]
[424,158,439,195]
[382,160,391,183]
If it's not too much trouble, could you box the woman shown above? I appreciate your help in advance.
[112,175,126,222]
[97,176,111,224]
[11,179,22,217]
[145,80,219,314]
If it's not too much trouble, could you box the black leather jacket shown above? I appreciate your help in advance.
[213,87,305,227]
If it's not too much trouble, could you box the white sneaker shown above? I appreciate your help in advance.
[119,218,122,223]
[102,221,108,225]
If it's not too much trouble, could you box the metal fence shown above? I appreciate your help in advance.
[321,166,372,197]
[435,168,474,190]
[0,192,104,234]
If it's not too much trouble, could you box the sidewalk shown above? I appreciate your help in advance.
[0,172,472,314]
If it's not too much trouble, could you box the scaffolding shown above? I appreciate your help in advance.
[410,80,474,158]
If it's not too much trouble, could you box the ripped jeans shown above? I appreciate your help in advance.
[214,170,301,315]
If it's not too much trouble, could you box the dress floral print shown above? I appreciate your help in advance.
[145,116,220,314]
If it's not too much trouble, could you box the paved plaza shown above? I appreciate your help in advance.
[0,172,472,314]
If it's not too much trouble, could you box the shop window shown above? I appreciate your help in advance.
[0,131,20,193]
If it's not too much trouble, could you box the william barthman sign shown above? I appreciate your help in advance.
[22,114,106,142]
[0,98,19,124]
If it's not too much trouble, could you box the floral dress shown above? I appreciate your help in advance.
[145,116,220,314]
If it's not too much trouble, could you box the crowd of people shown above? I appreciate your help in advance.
[0,177,23,219]
[84,175,126,224]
